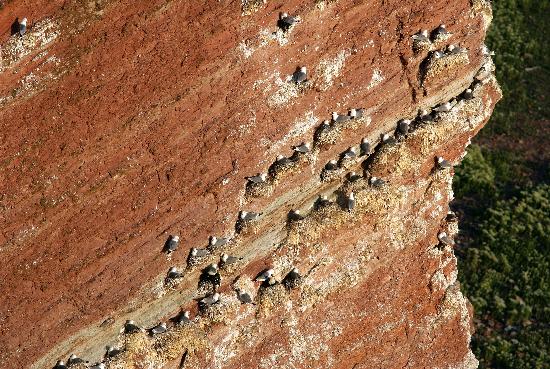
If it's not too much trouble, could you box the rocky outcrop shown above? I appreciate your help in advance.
[0,0,500,368]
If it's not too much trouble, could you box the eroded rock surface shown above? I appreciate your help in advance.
[0,0,499,368]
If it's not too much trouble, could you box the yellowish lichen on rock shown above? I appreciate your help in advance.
[202,294,241,325]
[257,283,289,318]
[241,0,266,16]
[421,51,470,86]
[153,324,208,361]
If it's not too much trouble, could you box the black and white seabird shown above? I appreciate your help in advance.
[381,133,397,145]
[67,354,85,366]
[124,320,143,334]
[187,247,209,267]
[438,232,454,246]
[446,211,459,222]
[199,293,220,310]
[200,263,221,289]
[370,177,386,188]
[105,345,122,358]
[236,289,254,304]
[434,102,453,112]
[316,195,332,207]
[255,268,274,282]
[209,236,228,250]
[419,109,434,122]
[325,160,338,171]
[293,142,311,154]
[463,88,474,100]
[412,29,430,43]
[220,253,241,268]
[167,267,182,280]
[53,361,68,369]
[447,44,465,55]
[348,172,362,182]
[164,235,180,253]
[150,322,168,335]
[18,18,27,37]
[278,12,299,31]
[292,66,307,84]
[332,111,351,124]
[398,119,411,135]
[342,147,358,160]
[349,108,365,120]
[288,209,304,221]
[346,192,356,212]
[432,24,451,40]
[282,267,302,289]
[433,50,444,59]
[90,364,105,369]
[240,210,261,222]
[360,138,371,156]
[275,155,294,166]
[246,173,268,184]
[436,156,452,169]
[177,310,191,325]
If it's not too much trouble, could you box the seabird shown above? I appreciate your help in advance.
[150,322,168,335]
[293,142,311,153]
[164,235,180,253]
[419,109,433,122]
[105,345,122,358]
[187,247,209,267]
[433,50,444,59]
[255,268,274,282]
[432,24,451,40]
[349,108,365,119]
[315,120,331,135]
[342,147,358,159]
[412,30,430,43]
[346,192,356,212]
[360,138,371,155]
[53,361,68,369]
[332,111,351,123]
[124,320,142,334]
[67,354,85,366]
[236,289,254,304]
[381,133,397,145]
[278,12,298,31]
[316,195,332,207]
[288,209,304,221]
[275,155,294,166]
[220,253,241,267]
[246,173,268,184]
[370,177,385,188]
[463,88,474,100]
[398,119,411,135]
[446,211,458,222]
[447,44,464,54]
[90,364,105,369]
[282,267,302,289]
[348,172,362,182]
[204,263,219,276]
[199,293,220,309]
[209,236,228,249]
[177,310,191,325]
[18,18,27,37]
[325,160,338,171]
[434,102,453,112]
[262,275,279,287]
[438,232,454,245]
[240,210,261,222]
[167,267,182,280]
[292,66,307,84]
[437,156,452,169]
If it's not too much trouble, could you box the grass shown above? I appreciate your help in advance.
[453,1,550,368]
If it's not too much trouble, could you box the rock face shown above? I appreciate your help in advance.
[0,0,500,368]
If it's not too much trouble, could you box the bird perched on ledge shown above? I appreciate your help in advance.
[199,292,220,310]
[176,310,191,325]
[67,354,85,366]
[283,267,302,289]
[346,192,356,212]
[288,209,304,221]
[53,361,67,369]
[166,267,182,280]
[255,268,274,282]
[246,173,268,184]
[278,12,299,32]
[164,235,180,253]
[332,111,351,124]
[436,156,452,169]
[236,289,254,304]
[292,66,307,84]
[123,320,143,334]
[209,236,228,250]
[293,142,311,154]
[438,232,454,246]
[149,322,168,335]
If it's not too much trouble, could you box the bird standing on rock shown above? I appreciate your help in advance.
[434,102,453,112]
[432,24,451,40]
[346,192,356,212]
[220,253,241,268]
[292,67,307,84]
[68,354,85,366]
[360,138,371,155]
[209,236,228,250]
[282,267,302,289]
[438,232,454,246]
[293,142,311,154]
[199,293,220,310]
[412,29,430,43]
[240,210,261,222]
[105,346,122,358]
[236,289,254,304]
[18,18,27,37]
[332,111,351,123]
[53,361,68,369]
[246,173,267,184]
[167,267,182,280]
[177,310,191,325]
[124,320,143,334]
[164,235,180,253]
[150,322,168,335]
[436,156,452,169]
[398,119,411,135]
[288,209,304,221]
[278,12,299,31]
[255,268,274,282]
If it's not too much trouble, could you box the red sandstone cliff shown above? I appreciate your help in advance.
[0,0,500,368]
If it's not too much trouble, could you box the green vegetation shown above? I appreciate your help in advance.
[454,0,550,368]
